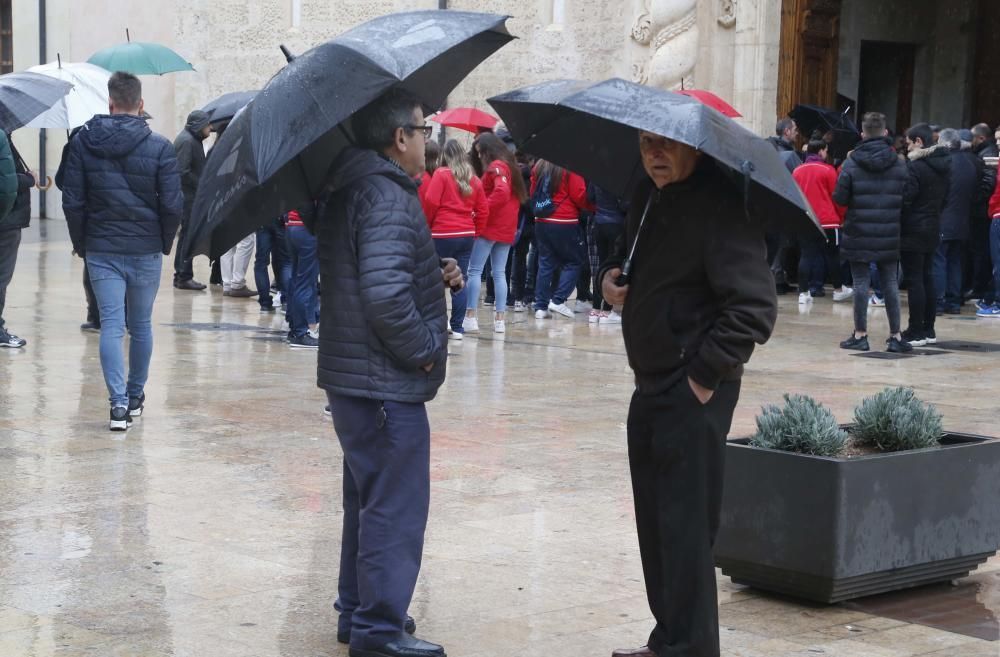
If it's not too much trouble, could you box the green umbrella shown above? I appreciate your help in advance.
[87,29,194,76]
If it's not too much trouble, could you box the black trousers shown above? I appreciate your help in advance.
[591,222,624,310]
[627,378,741,657]
[901,250,936,337]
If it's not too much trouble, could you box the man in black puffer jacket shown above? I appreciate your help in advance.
[62,72,183,431]
[900,123,950,345]
[833,112,910,353]
[315,89,460,657]
[970,123,999,299]
[172,110,211,290]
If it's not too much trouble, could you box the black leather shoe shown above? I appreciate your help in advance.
[339,616,416,645]
[349,634,444,657]
[173,279,206,291]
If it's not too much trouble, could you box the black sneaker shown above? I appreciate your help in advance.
[886,336,913,353]
[324,405,332,417]
[810,289,826,298]
[900,329,926,347]
[839,334,870,351]
[80,320,101,332]
[128,393,145,417]
[288,333,319,349]
[0,328,26,348]
[110,407,132,431]
[260,305,276,313]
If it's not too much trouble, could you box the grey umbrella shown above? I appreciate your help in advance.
[0,71,74,132]
[488,78,822,238]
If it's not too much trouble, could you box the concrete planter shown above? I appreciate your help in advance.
[714,432,1000,603]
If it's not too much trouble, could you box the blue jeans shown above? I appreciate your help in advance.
[933,240,964,309]
[86,252,162,408]
[327,392,430,651]
[534,222,585,310]
[433,237,473,333]
[286,225,319,338]
[255,222,290,309]
[466,237,512,314]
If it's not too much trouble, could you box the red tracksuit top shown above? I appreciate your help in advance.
[530,169,593,226]
[480,160,520,244]
[420,167,488,239]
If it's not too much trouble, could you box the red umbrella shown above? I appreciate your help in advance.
[429,106,499,133]
[676,89,742,118]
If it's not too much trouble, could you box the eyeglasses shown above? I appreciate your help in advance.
[405,124,433,140]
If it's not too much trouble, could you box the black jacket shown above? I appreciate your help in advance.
[939,148,983,241]
[315,147,447,403]
[901,145,950,253]
[833,137,908,263]
[974,140,999,221]
[61,114,184,256]
[0,139,35,232]
[173,124,208,220]
[767,136,801,173]
[597,162,777,392]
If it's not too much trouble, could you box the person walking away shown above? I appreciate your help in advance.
[315,88,460,657]
[531,159,593,319]
[62,71,183,430]
[0,131,23,348]
[833,112,911,353]
[792,140,850,304]
[899,123,951,344]
[934,128,983,314]
[171,110,210,291]
[977,172,1000,317]
[466,132,525,333]
[587,183,627,323]
[598,130,777,657]
[421,139,487,339]
[971,123,999,305]
[285,206,319,348]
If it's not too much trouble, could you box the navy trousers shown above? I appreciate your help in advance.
[328,392,431,651]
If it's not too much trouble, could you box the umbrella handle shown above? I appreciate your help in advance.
[36,175,53,191]
[740,160,755,222]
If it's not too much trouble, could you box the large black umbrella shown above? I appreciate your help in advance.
[183,10,513,260]
[789,104,860,161]
[0,71,73,132]
[488,78,821,237]
[201,90,258,125]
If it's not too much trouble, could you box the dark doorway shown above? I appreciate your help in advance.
[858,41,917,134]
[972,0,1000,128]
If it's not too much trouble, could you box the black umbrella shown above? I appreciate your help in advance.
[789,104,860,161]
[201,90,258,125]
[183,10,513,260]
[488,78,822,238]
[0,71,73,132]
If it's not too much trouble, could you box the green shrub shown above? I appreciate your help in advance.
[751,394,848,456]
[852,387,943,452]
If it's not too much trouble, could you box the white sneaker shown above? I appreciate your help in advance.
[588,310,603,324]
[535,309,551,319]
[548,301,575,318]
[494,320,505,333]
[574,299,591,313]
[869,295,885,307]
[448,330,463,341]
[514,301,527,313]
[308,327,320,340]
[798,292,813,305]
[599,310,622,324]
[463,316,479,333]
[833,286,854,302]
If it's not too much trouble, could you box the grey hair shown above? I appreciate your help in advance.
[776,118,795,137]
[938,128,961,149]
[352,88,423,151]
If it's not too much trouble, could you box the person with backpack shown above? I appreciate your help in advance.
[421,139,487,339]
[0,131,24,348]
[465,132,526,334]
[530,159,593,319]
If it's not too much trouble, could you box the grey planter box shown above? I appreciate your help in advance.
[714,432,1000,603]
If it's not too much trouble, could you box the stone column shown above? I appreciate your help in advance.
[731,0,783,135]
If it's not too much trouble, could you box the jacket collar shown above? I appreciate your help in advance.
[908,144,949,161]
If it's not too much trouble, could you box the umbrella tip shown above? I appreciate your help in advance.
[279,45,296,63]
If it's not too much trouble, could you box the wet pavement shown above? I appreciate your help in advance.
[1,219,999,657]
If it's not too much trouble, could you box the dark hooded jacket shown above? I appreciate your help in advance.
[315,147,447,403]
[973,139,998,222]
[900,144,950,253]
[0,132,20,230]
[833,137,908,263]
[61,114,183,256]
[767,136,801,173]
[0,138,36,231]
[597,161,777,393]
[173,110,210,219]
[939,148,983,241]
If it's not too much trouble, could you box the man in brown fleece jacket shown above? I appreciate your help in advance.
[598,131,777,657]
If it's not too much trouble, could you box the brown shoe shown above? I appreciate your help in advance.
[611,648,656,657]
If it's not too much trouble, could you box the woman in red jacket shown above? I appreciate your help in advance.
[465,132,527,334]
[530,160,593,319]
[421,139,488,338]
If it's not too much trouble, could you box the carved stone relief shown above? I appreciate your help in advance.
[630,0,699,90]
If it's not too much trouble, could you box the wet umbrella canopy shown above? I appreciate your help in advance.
[789,104,860,162]
[0,71,73,133]
[201,90,258,126]
[488,78,821,237]
[183,10,513,260]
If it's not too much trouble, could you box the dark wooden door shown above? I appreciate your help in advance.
[972,0,1000,128]
[777,0,843,119]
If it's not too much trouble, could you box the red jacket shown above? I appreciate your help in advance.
[792,157,846,229]
[480,160,520,243]
[530,169,593,225]
[990,173,1000,220]
[416,171,432,205]
[420,167,487,239]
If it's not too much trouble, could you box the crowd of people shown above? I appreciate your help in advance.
[769,112,1000,352]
